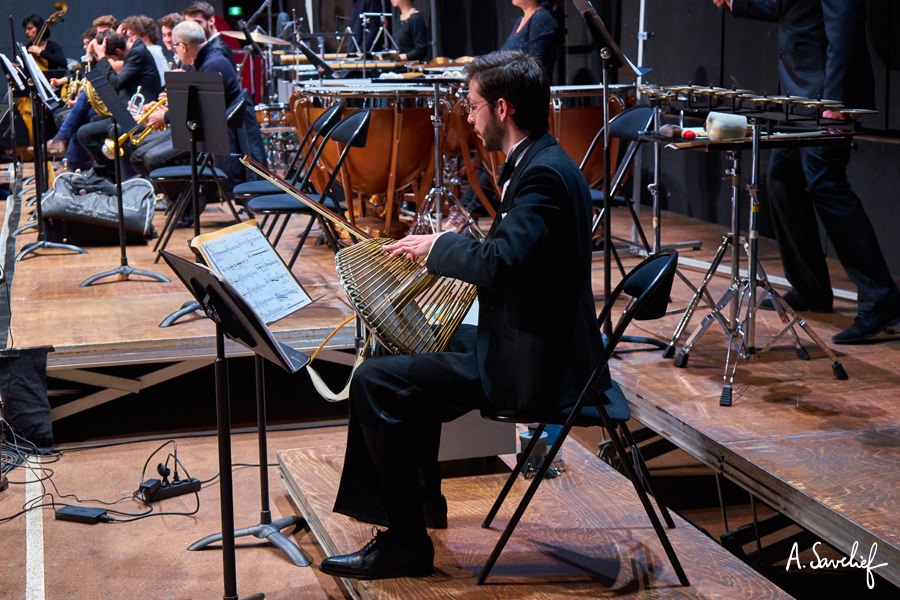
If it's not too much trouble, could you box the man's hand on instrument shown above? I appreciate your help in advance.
[712,0,732,9]
[383,233,443,261]
[49,76,68,88]
[147,106,167,129]
[823,109,846,121]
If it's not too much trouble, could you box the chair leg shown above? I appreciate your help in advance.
[619,423,676,529]
[482,423,545,529]
[598,409,690,586]
[271,213,292,246]
[287,215,317,269]
[154,185,193,263]
[478,421,573,585]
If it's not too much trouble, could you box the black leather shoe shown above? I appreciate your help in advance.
[759,289,832,313]
[319,529,434,580]
[832,308,900,344]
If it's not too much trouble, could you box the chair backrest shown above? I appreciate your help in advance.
[285,100,344,183]
[299,109,371,208]
[582,250,679,395]
[608,105,654,142]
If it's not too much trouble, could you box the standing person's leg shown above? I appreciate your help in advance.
[765,146,834,311]
[800,143,900,341]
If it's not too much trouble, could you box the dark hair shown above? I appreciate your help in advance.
[93,15,119,30]
[122,15,160,44]
[465,50,549,135]
[82,27,96,41]
[23,14,47,37]
[104,33,128,57]
[183,1,216,19]
[158,13,184,30]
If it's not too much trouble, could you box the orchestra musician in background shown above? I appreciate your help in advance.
[22,14,67,71]
[713,0,900,344]
[391,0,428,62]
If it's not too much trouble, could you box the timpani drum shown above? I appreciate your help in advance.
[549,84,634,187]
[292,82,436,236]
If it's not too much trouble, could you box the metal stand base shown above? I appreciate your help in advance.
[666,234,847,406]
[159,300,203,327]
[16,240,86,262]
[80,264,169,287]
[12,220,37,236]
[188,516,310,567]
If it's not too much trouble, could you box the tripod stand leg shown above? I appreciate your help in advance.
[16,240,87,262]
[159,300,203,327]
[665,233,732,358]
[674,284,738,369]
[187,517,310,567]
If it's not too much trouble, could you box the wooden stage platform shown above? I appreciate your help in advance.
[278,427,792,598]
[4,176,899,593]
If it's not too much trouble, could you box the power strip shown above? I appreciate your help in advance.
[139,477,202,503]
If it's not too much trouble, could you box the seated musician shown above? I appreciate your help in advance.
[121,15,168,88]
[136,19,266,224]
[75,30,163,180]
[182,1,235,66]
[449,0,560,232]
[391,0,428,61]
[157,13,185,69]
[318,50,619,580]
[47,28,104,172]
[22,14,67,71]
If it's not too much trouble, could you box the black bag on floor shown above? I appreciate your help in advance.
[41,171,156,245]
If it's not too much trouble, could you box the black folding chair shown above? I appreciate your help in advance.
[477,249,689,587]
[245,109,371,268]
[583,105,655,275]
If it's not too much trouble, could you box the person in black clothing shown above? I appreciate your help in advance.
[715,0,900,344]
[319,50,620,581]
[451,1,560,231]
[22,14,67,71]
[182,1,236,66]
[391,0,428,61]
[76,32,163,179]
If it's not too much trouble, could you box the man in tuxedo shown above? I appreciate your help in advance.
[715,0,900,343]
[319,50,622,580]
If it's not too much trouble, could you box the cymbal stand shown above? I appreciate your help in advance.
[411,83,483,240]
[666,119,847,406]
[362,11,398,54]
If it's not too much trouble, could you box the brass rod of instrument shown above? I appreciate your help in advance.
[240,155,371,241]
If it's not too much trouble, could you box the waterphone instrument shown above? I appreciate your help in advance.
[240,157,477,355]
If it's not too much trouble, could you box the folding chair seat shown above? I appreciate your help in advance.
[477,249,690,588]
[245,109,371,268]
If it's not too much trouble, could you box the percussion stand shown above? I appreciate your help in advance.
[666,119,847,406]
[413,81,483,239]
[362,11,398,54]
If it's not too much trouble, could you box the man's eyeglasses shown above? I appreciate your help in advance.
[461,98,490,116]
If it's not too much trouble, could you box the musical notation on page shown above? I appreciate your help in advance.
[191,221,312,324]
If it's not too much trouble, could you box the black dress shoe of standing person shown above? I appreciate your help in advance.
[759,289,832,313]
[319,528,434,580]
[832,306,900,344]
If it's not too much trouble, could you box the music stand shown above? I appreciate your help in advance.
[572,0,647,336]
[12,45,86,262]
[0,53,24,193]
[159,72,231,325]
[296,41,336,81]
[160,250,311,600]
[79,69,169,286]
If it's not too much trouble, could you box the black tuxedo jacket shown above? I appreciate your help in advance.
[101,39,163,104]
[427,133,617,415]
[731,0,874,108]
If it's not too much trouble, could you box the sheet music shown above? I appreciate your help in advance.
[0,53,25,91]
[197,223,312,324]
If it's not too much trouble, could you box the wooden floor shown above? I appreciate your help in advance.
[3,164,900,595]
[279,428,791,599]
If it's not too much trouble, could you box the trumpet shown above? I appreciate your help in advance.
[102,98,168,159]
[127,86,145,119]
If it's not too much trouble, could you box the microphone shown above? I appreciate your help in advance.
[237,20,264,57]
